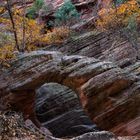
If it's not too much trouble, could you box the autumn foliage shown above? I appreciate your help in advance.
[42,27,71,44]
[96,0,140,30]
[0,5,70,63]
[2,0,139,65]
[0,9,43,61]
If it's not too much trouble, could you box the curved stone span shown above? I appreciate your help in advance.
[0,51,139,136]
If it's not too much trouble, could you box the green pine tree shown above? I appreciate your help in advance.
[54,0,79,25]
[27,0,44,19]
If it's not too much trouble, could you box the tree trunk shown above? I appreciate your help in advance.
[22,0,26,52]
[6,0,20,52]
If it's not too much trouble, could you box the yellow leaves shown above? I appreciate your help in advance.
[15,18,43,46]
[0,7,4,12]
[96,0,140,30]
[0,7,6,15]
[41,27,70,44]
[0,6,71,65]
[0,45,15,61]
[0,22,15,62]
[118,0,140,15]
[26,45,36,51]
[118,4,127,14]
[0,17,10,25]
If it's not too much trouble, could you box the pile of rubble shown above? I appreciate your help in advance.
[0,111,46,140]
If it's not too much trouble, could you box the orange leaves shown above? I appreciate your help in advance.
[117,0,139,15]
[3,8,43,50]
[0,17,10,26]
[0,45,15,61]
[0,8,42,62]
[0,6,6,15]
[118,4,127,14]
[96,0,140,30]
[42,27,71,44]
[0,5,71,64]
[0,32,15,62]
[128,0,137,5]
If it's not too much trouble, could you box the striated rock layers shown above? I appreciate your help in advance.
[45,31,138,68]
[36,83,98,137]
[44,31,140,136]
[0,46,140,137]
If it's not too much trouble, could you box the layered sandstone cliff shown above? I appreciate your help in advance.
[0,37,140,136]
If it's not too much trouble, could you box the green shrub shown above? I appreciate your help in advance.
[127,15,137,31]
[121,15,139,48]
[34,0,44,11]
[27,0,44,19]
[112,0,128,8]
[54,0,79,26]
[27,7,37,19]
[116,0,126,4]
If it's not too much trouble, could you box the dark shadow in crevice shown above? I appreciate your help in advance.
[35,82,99,138]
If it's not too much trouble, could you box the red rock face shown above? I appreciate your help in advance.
[48,31,140,136]
[0,0,140,138]
[111,117,140,136]
[0,46,140,136]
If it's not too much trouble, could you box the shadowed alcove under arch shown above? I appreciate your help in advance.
[35,82,98,138]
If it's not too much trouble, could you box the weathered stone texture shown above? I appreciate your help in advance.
[0,49,139,136]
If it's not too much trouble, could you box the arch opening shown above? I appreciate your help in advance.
[35,82,99,138]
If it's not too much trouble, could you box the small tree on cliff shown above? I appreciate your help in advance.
[54,0,80,26]
[5,0,28,52]
[27,0,44,19]
[6,0,20,51]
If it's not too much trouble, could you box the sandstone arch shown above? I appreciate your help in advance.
[0,51,139,135]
